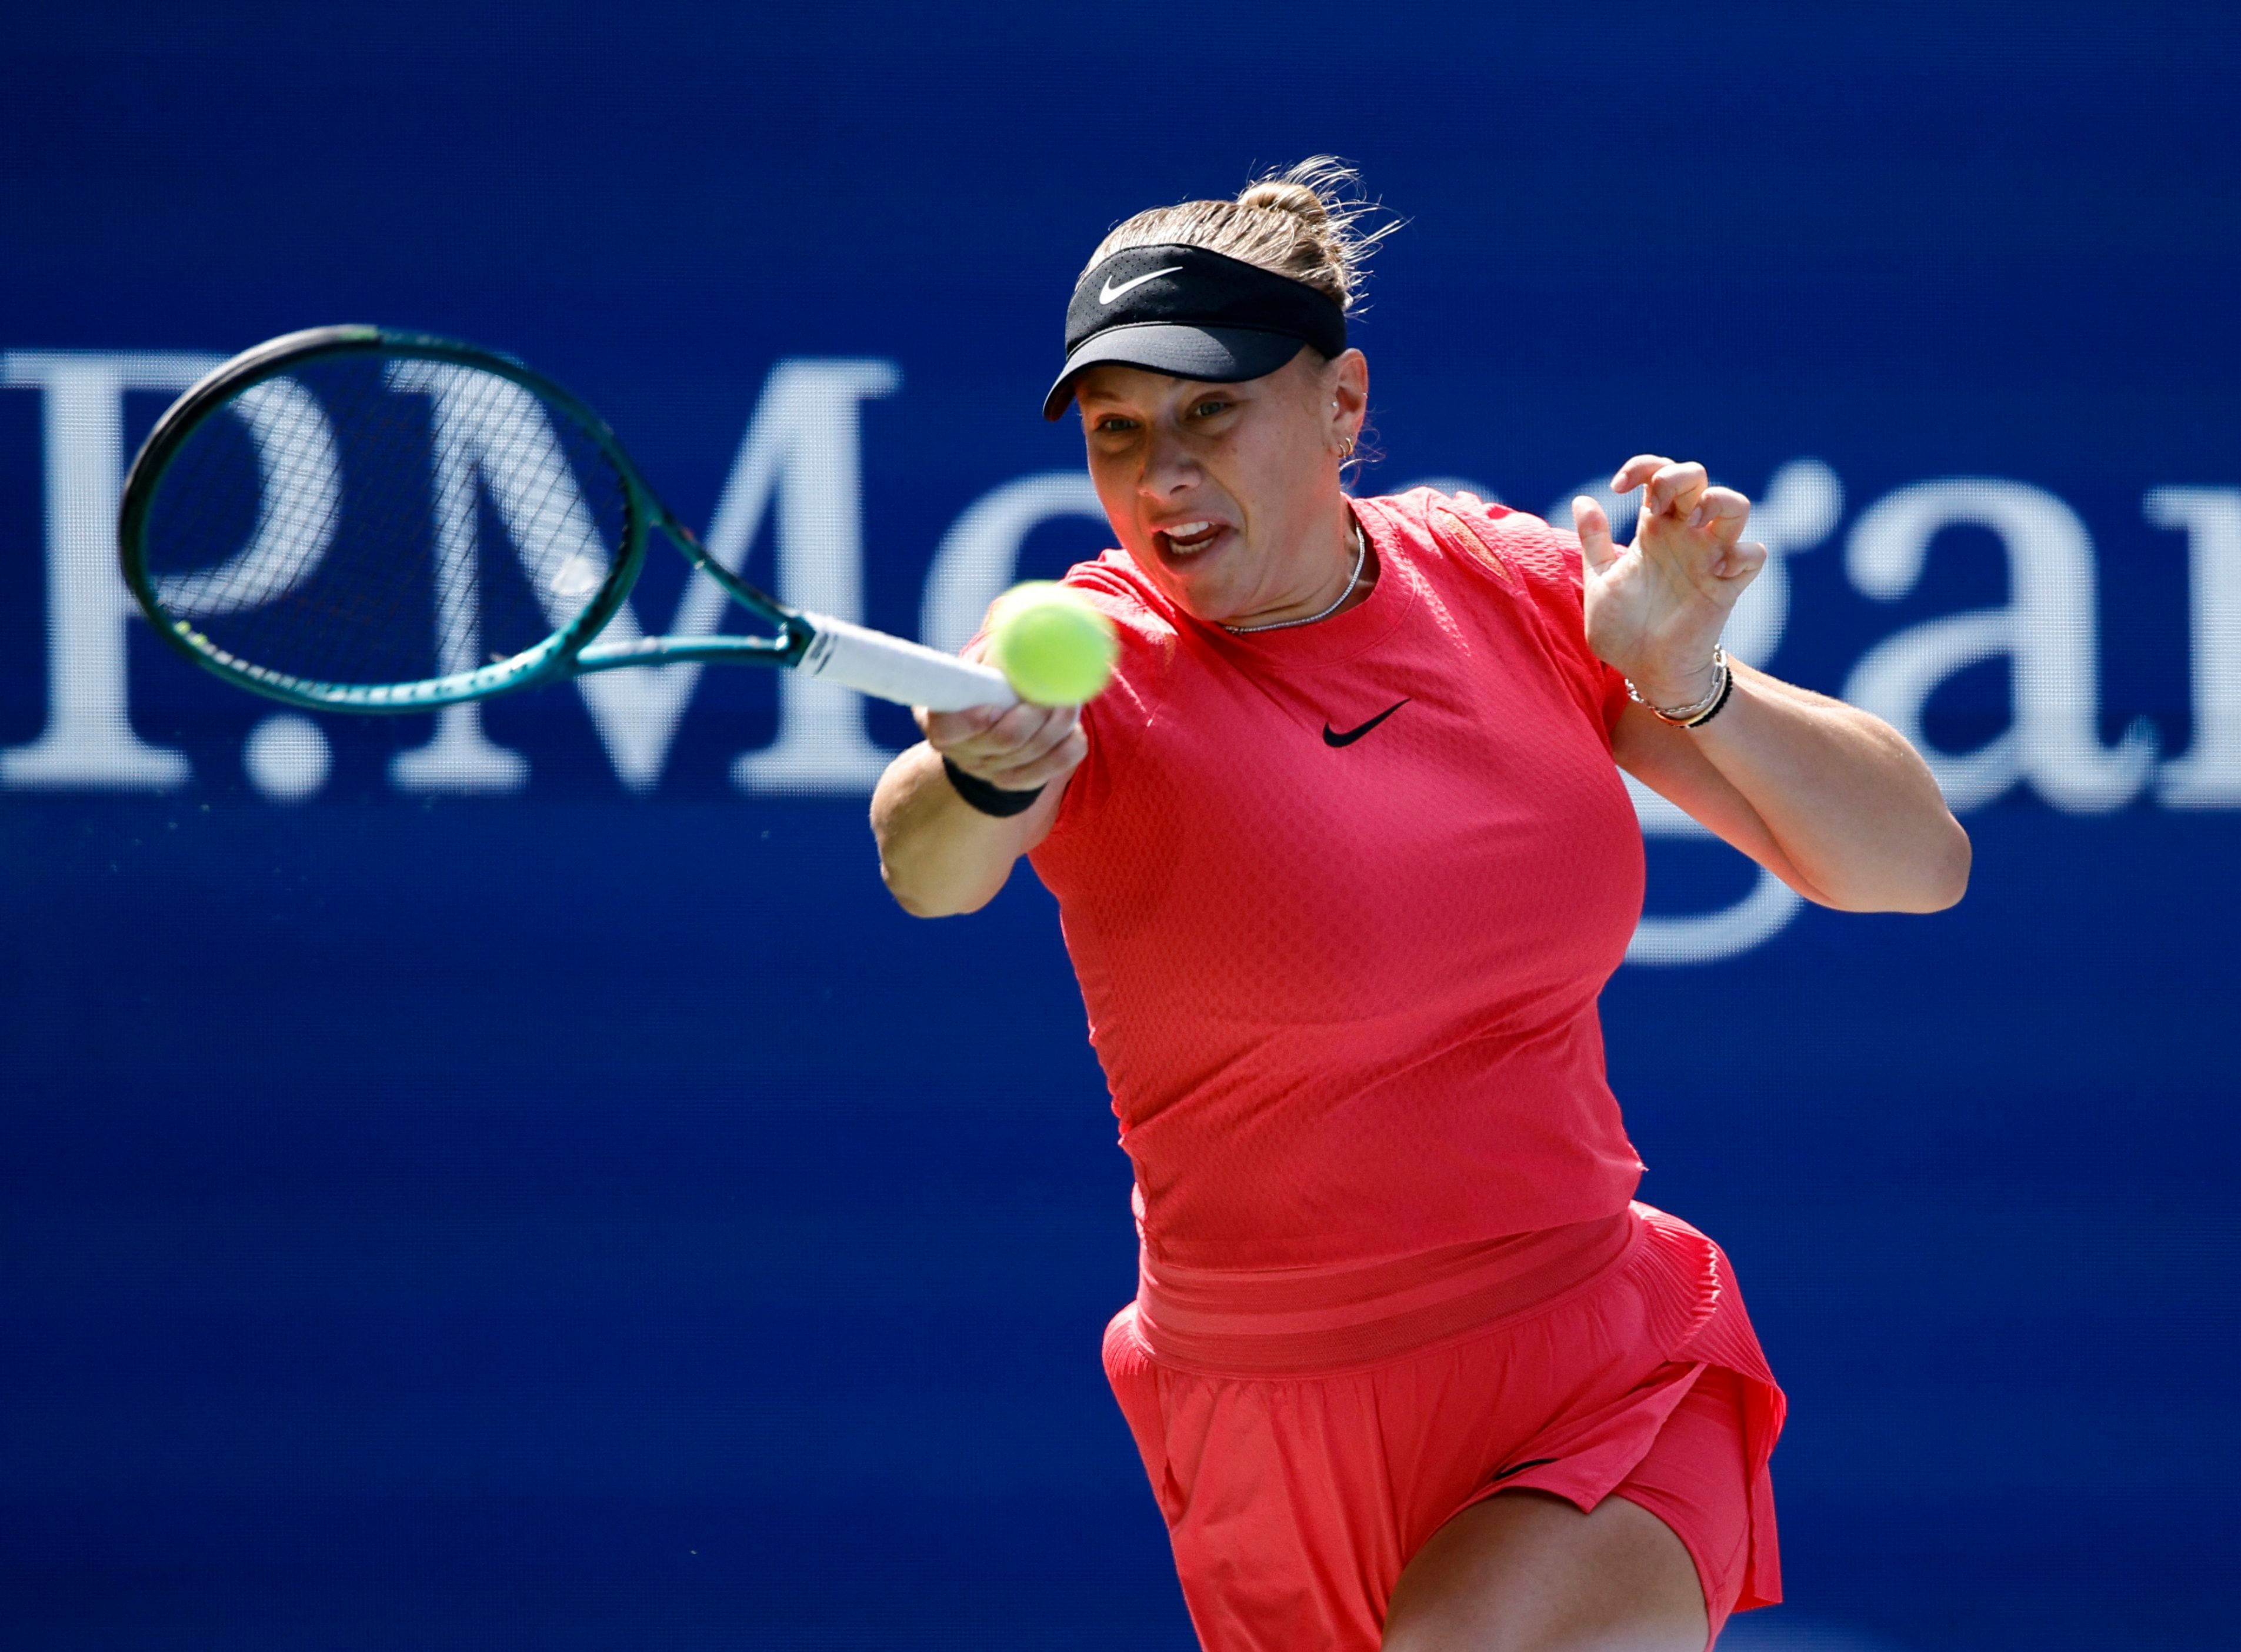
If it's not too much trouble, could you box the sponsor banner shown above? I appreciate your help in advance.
[6,349,2233,964]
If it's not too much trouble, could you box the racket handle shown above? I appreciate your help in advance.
[795,612,1020,712]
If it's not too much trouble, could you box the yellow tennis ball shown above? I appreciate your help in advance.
[987,582,1119,706]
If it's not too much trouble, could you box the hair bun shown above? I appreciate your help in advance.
[1235,179,1330,224]
[1078,156,1398,317]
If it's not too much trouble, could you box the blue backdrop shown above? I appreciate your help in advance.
[4,6,2236,1649]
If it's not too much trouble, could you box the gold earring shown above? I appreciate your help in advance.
[1338,436,1356,460]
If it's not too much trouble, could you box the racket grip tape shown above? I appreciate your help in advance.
[796,613,1019,712]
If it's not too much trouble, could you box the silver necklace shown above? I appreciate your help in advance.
[1219,522,1369,635]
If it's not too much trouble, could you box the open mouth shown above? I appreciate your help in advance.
[1155,520,1228,560]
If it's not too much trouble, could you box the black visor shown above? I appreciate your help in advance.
[1042,242,1348,420]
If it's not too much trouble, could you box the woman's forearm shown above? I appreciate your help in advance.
[869,742,1058,917]
[872,694,1086,919]
[1582,455,1966,914]
[1617,662,1971,913]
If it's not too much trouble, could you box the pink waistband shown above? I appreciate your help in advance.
[1133,1209,1640,1376]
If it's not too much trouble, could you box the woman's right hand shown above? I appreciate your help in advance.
[916,640,1090,793]
[875,652,1089,918]
[917,699,1088,792]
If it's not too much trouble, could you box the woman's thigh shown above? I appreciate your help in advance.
[1379,1489,1706,1652]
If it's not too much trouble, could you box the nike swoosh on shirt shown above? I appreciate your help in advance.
[1322,699,1411,747]
[1099,267,1181,304]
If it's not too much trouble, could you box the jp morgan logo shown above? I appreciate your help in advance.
[4,350,2239,966]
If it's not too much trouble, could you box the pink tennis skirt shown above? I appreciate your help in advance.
[1102,1202,1786,1651]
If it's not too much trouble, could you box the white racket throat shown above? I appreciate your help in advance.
[795,612,1018,712]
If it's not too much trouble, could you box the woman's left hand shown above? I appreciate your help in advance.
[1575,455,1766,710]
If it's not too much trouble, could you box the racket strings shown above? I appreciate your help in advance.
[141,353,631,691]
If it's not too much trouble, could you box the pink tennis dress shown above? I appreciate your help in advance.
[1027,490,1785,1650]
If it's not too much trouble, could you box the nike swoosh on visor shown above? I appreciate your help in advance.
[1099,268,1182,305]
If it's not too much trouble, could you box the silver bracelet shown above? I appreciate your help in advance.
[1627,646,1732,728]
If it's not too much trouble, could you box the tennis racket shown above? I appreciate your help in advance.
[118,325,1021,715]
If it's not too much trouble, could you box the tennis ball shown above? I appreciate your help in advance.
[987,582,1119,706]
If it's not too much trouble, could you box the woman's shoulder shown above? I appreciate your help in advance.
[1048,548,1187,717]
[1365,490,1619,727]
[1363,487,1588,601]
[1032,550,1185,852]
[1058,548,1186,652]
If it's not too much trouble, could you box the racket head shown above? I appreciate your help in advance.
[119,326,650,712]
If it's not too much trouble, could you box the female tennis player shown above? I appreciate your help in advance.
[870,160,1968,1652]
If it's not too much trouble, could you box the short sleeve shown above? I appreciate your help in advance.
[1425,493,1631,741]
[1031,556,1182,842]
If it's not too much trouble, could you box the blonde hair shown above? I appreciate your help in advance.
[1082,156,1399,315]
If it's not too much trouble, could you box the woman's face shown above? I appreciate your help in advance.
[1075,346,1368,625]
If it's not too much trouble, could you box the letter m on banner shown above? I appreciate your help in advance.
[383,356,902,796]
[2,351,898,796]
